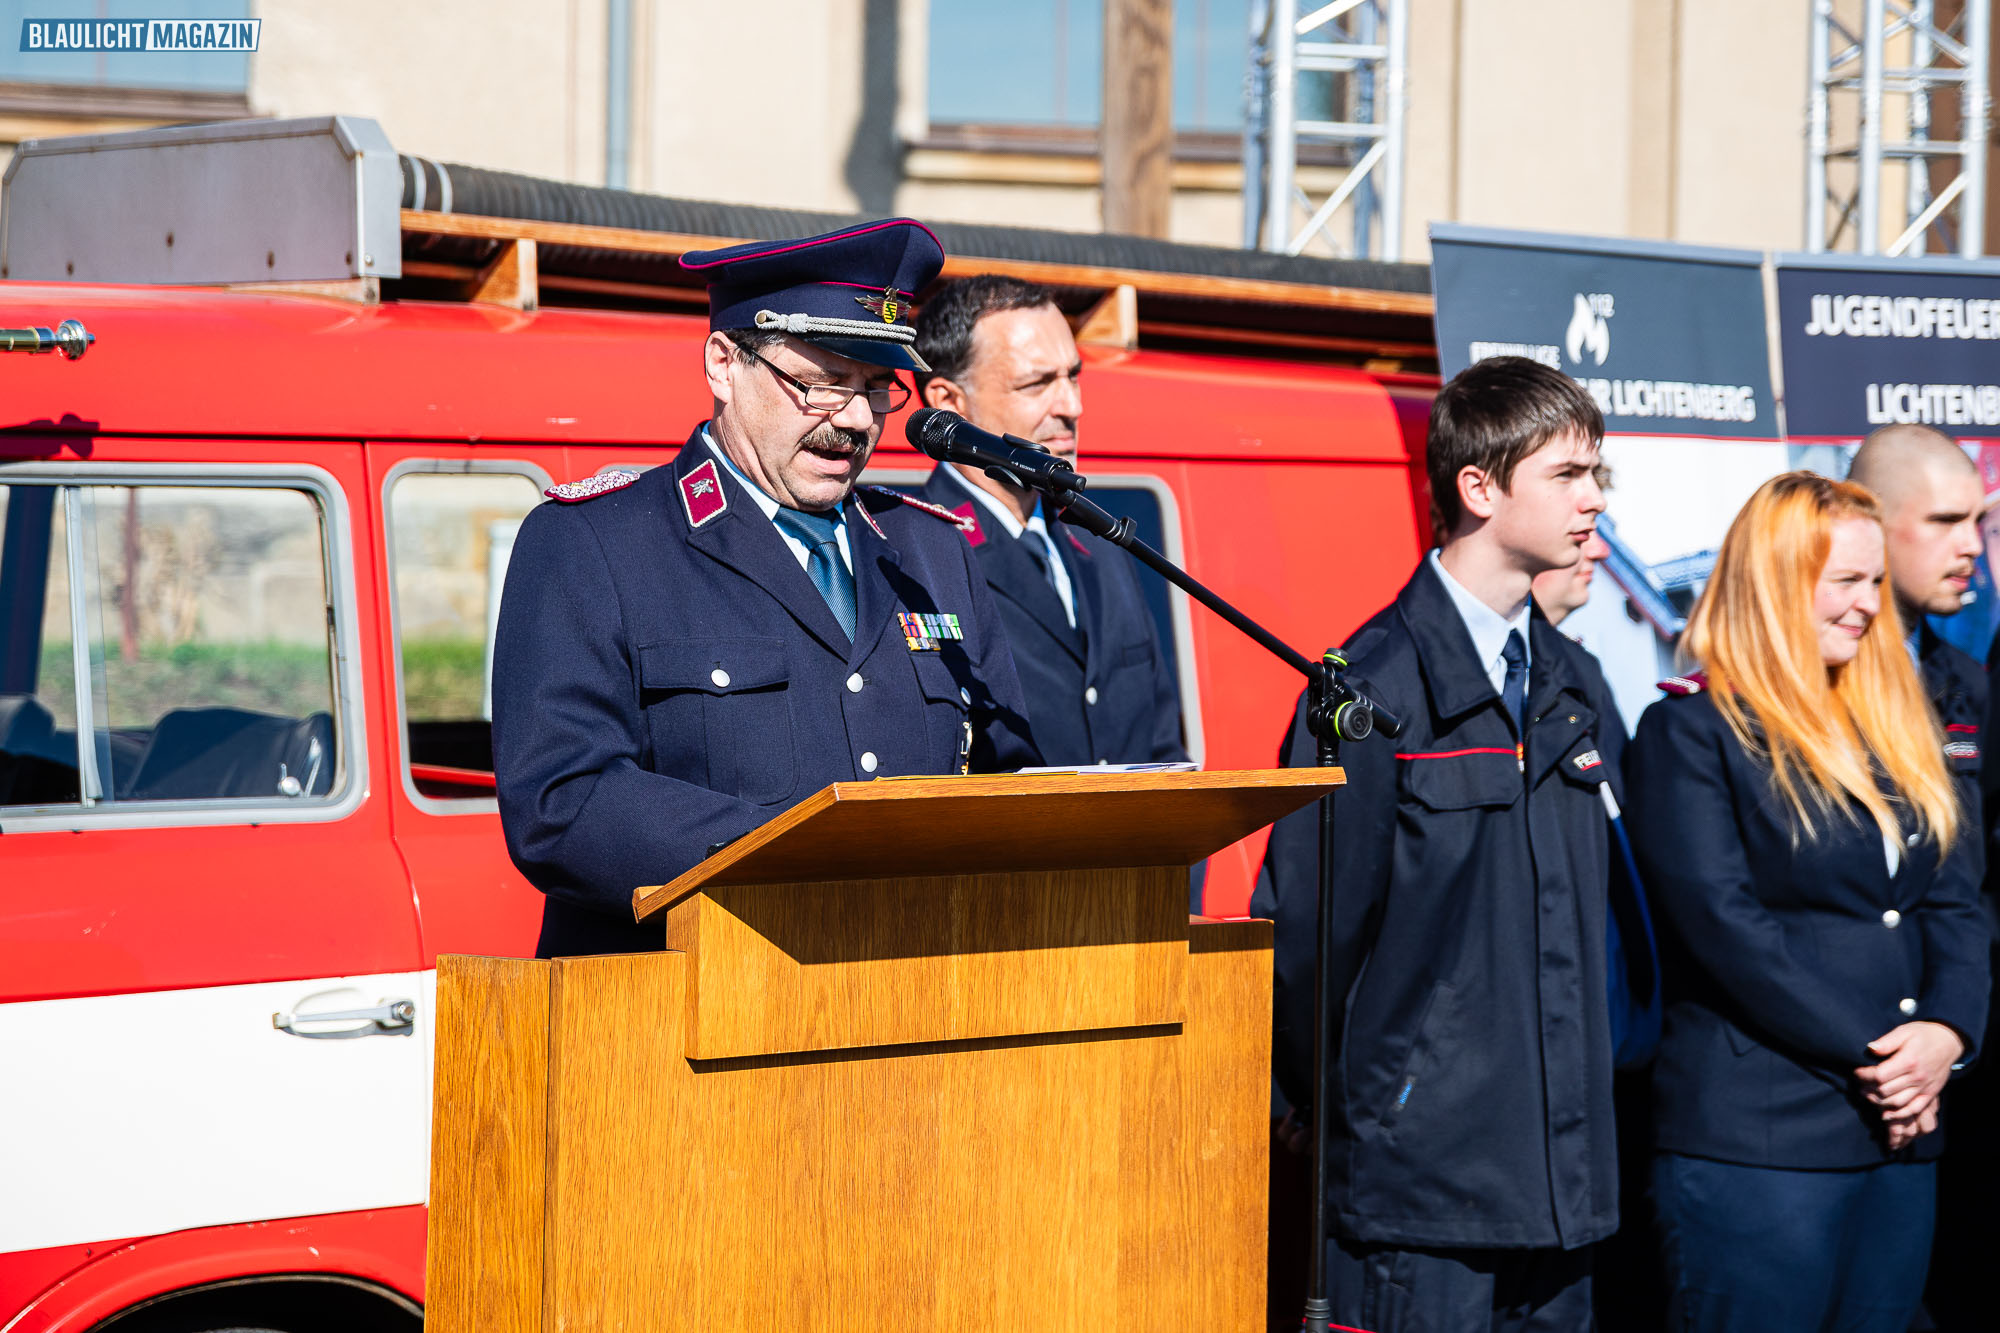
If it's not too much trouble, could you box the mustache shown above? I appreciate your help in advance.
[802,425,871,454]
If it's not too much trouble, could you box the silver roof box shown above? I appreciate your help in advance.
[2,115,402,285]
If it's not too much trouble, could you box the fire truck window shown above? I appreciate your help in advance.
[387,471,542,800]
[79,486,338,804]
[0,485,82,808]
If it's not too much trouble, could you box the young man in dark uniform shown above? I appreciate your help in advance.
[1850,425,1993,1329]
[491,220,1039,958]
[1259,356,1616,1332]
[1848,426,1987,845]
[911,276,1189,772]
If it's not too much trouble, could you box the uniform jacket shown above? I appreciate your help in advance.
[1918,624,1987,883]
[1258,559,1619,1250]
[917,468,1187,768]
[493,430,1039,958]
[1625,684,1989,1168]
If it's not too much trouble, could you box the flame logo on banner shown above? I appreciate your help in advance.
[1566,293,1611,366]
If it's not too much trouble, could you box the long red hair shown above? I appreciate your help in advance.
[1683,471,1956,847]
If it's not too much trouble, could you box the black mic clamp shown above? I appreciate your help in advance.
[1310,648,1405,744]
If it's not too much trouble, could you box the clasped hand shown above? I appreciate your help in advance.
[1853,1020,1964,1151]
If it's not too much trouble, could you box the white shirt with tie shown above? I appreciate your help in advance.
[1427,548,1530,695]
[941,465,1077,629]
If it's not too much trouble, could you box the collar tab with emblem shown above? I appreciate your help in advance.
[680,459,729,528]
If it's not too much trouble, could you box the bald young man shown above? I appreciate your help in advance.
[1846,426,1986,854]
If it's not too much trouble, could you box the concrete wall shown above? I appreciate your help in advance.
[252,0,609,186]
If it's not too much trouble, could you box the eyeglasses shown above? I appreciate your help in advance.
[747,347,912,414]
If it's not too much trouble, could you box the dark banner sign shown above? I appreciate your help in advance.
[1430,224,1778,439]
[1775,254,2000,439]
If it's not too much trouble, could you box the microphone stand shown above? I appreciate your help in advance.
[987,457,1399,1333]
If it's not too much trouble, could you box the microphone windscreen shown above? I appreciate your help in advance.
[904,407,955,459]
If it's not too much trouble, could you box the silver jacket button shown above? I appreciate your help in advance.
[710,667,731,689]
[1085,686,1099,705]
[959,687,971,705]
[860,751,878,773]
[846,673,864,694]
[1899,996,1919,1016]
[1882,909,1902,928]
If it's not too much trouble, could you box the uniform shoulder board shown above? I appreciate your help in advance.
[545,469,641,504]
[860,484,977,534]
[1658,672,1709,696]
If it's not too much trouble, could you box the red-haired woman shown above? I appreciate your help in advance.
[1625,471,1988,1331]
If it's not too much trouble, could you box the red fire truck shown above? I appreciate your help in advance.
[0,119,1435,1331]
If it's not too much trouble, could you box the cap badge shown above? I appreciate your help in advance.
[855,288,902,324]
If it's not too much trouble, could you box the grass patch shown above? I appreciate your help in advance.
[400,637,487,721]
[36,640,335,726]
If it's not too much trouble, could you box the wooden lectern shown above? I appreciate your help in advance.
[427,769,1339,1332]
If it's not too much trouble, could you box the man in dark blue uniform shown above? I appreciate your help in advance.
[910,276,1189,772]
[1258,357,1616,1332]
[1850,424,1993,1330]
[492,219,1039,958]
[1847,426,1987,848]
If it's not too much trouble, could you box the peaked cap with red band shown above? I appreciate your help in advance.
[680,218,945,373]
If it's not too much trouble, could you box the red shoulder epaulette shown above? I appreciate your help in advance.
[545,469,641,504]
[861,484,978,534]
[1659,671,1708,696]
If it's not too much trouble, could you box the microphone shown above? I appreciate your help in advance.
[904,407,1085,491]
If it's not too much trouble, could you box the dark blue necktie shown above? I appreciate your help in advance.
[1500,629,1528,734]
[1019,528,1067,605]
[773,506,856,641]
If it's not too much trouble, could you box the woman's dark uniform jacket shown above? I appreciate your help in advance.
[1624,681,1989,1167]
[915,468,1188,768]
[1258,558,1619,1251]
[492,432,1040,958]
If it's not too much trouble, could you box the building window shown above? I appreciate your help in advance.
[927,0,1250,132]
[0,480,342,810]
[385,467,544,805]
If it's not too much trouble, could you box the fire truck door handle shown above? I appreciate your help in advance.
[271,998,417,1039]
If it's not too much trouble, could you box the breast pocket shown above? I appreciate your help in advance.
[1399,750,1522,812]
[637,637,796,805]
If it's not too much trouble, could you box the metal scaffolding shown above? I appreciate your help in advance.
[1807,0,1991,256]
[1242,0,1409,260]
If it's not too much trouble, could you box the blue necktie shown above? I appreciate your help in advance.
[1020,528,1065,601]
[773,506,856,642]
[1500,629,1527,735]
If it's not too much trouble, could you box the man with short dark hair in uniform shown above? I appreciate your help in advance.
[492,220,1039,958]
[1259,356,1616,1333]
[1849,424,1992,1329]
[911,275,1189,774]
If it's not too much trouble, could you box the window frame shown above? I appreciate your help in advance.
[865,465,1205,765]
[379,457,552,816]
[0,460,366,832]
